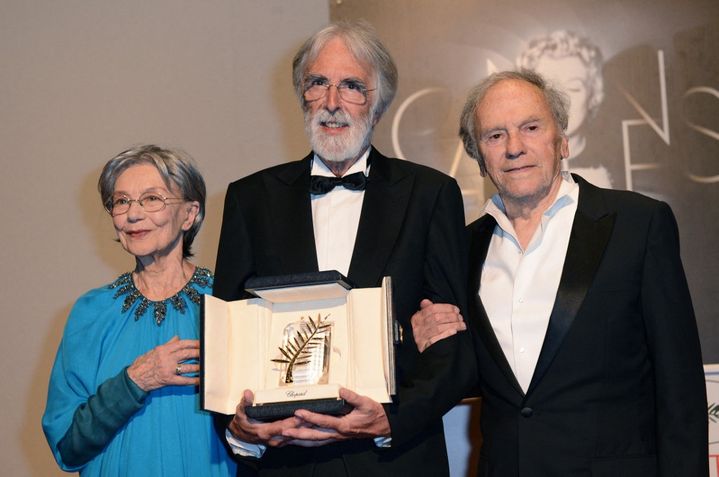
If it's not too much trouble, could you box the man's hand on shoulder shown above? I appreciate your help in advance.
[412,299,466,352]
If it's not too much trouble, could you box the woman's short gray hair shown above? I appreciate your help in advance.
[458,70,569,175]
[98,144,206,258]
[292,20,398,122]
[517,30,604,119]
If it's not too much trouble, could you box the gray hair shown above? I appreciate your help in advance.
[292,20,398,122]
[98,144,206,258]
[459,70,569,175]
[517,30,604,119]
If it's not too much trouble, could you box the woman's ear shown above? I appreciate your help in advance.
[182,201,200,231]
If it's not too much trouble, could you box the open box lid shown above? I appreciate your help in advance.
[245,271,354,303]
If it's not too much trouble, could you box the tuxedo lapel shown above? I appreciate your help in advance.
[527,177,615,395]
[265,153,319,273]
[348,149,413,286]
[468,215,524,396]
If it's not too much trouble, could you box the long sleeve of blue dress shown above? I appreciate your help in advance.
[57,367,147,467]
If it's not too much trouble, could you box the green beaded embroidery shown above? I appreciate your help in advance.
[109,267,212,325]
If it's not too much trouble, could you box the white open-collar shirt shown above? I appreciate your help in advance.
[480,172,579,392]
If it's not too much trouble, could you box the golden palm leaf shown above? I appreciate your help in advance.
[271,313,331,383]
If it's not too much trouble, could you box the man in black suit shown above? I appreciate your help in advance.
[412,70,708,476]
[212,21,473,477]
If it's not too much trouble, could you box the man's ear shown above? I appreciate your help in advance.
[560,135,569,159]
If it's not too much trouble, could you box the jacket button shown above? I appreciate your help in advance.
[520,407,533,417]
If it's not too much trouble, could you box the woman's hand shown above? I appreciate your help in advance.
[127,336,200,391]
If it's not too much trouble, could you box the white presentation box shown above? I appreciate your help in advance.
[201,271,397,420]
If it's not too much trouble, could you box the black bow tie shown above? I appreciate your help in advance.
[309,172,368,195]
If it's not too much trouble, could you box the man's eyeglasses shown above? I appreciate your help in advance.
[106,193,185,216]
[303,76,376,105]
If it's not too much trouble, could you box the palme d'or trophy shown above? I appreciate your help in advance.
[201,271,396,422]
[272,313,332,387]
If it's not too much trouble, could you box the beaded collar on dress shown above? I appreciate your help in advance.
[108,267,212,325]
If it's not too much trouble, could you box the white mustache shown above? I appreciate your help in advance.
[312,109,352,128]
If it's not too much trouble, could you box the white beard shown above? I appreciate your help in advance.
[305,108,373,163]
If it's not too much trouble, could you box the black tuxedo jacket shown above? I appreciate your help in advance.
[213,148,474,477]
[467,175,708,476]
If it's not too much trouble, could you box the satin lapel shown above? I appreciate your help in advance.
[347,149,412,286]
[527,179,615,395]
[468,216,524,396]
[266,154,319,273]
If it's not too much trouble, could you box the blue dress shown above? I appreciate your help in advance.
[42,267,236,476]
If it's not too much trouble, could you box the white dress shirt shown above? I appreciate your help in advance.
[479,172,579,392]
[227,150,371,457]
[311,150,369,275]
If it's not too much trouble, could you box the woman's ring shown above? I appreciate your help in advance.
[175,364,182,375]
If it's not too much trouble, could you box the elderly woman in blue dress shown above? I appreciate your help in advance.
[42,145,235,476]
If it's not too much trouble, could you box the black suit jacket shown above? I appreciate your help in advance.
[467,175,708,477]
[213,148,474,477]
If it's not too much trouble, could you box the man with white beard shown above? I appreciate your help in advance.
[212,20,474,477]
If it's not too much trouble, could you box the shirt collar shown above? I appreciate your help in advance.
[311,148,371,178]
[484,171,578,226]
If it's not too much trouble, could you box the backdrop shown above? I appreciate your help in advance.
[2,1,716,475]
[0,2,329,475]
[330,1,718,475]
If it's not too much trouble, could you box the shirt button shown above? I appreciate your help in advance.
[519,347,526,353]
[520,407,533,418]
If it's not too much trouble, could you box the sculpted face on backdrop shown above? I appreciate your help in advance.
[389,29,719,218]
[517,31,613,189]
